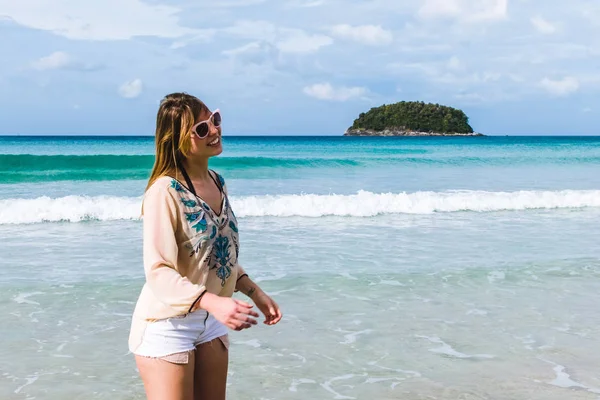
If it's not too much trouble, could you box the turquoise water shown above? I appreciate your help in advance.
[1,136,600,399]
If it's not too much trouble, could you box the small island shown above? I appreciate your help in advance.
[344,101,484,137]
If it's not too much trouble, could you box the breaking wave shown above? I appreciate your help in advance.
[1,189,600,224]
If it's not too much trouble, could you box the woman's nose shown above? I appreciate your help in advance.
[208,123,219,136]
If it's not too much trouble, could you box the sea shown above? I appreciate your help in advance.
[1,135,600,400]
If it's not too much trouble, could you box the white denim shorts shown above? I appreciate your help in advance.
[132,310,229,364]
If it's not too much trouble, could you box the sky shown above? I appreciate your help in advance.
[0,0,599,136]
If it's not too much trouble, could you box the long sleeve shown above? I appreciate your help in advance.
[142,184,206,314]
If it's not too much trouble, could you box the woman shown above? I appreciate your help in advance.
[129,92,282,400]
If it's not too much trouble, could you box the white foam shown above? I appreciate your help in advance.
[340,272,359,280]
[233,189,600,217]
[339,329,374,345]
[290,353,307,363]
[466,309,488,316]
[365,377,398,384]
[13,292,45,305]
[0,195,142,224]
[14,376,38,394]
[487,271,506,283]
[235,339,261,348]
[289,378,315,392]
[377,279,405,286]
[541,359,600,394]
[254,273,287,283]
[368,361,422,378]
[2,189,600,224]
[417,335,495,359]
[268,288,297,296]
[320,374,364,400]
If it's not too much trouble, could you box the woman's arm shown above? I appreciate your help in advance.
[220,172,282,325]
[235,269,258,299]
[143,184,206,314]
[235,268,283,325]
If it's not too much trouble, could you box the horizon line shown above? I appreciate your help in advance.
[1,133,600,138]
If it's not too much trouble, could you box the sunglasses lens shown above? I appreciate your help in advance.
[195,123,209,138]
[212,112,221,127]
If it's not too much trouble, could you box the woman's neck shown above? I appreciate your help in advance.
[181,158,210,181]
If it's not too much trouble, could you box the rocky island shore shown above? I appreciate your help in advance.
[344,128,484,137]
[344,101,484,137]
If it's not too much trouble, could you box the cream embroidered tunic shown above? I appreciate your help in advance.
[128,174,242,352]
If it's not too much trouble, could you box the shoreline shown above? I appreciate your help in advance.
[344,128,485,137]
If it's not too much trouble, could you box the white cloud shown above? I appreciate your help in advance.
[418,0,461,19]
[223,20,277,40]
[418,0,508,22]
[277,32,333,53]
[303,83,367,101]
[531,16,557,34]
[223,21,332,53]
[286,0,324,7]
[118,79,143,98]
[447,56,464,71]
[30,51,102,71]
[539,77,580,96]
[31,51,72,70]
[0,0,209,40]
[207,0,267,6]
[223,42,265,57]
[330,24,393,46]
[222,41,280,66]
[169,32,216,49]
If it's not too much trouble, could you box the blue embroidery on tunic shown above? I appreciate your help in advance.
[217,173,225,188]
[185,212,202,222]
[192,218,207,233]
[185,234,210,256]
[201,202,211,212]
[181,198,197,208]
[171,180,185,192]
[213,236,232,287]
[184,212,207,233]
[169,177,238,277]
[228,220,238,233]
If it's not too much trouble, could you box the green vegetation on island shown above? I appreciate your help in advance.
[344,101,481,136]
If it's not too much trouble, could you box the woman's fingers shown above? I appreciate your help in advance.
[239,306,259,318]
[271,301,281,322]
[263,301,282,325]
[234,298,253,308]
[230,320,252,331]
[234,299,260,317]
[272,308,282,324]
[228,310,258,331]
[235,312,257,324]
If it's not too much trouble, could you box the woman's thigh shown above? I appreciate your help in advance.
[136,354,196,400]
[194,336,229,400]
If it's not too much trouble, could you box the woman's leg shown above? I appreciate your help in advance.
[194,336,229,400]
[136,354,196,400]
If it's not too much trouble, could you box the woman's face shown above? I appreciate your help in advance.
[188,107,223,159]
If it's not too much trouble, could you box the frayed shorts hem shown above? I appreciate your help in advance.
[131,310,229,365]
[133,334,230,365]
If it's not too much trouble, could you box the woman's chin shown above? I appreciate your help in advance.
[208,144,223,157]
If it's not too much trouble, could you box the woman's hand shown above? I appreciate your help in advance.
[199,293,259,331]
[252,291,283,326]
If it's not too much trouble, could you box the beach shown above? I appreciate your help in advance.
[2,135,600,399]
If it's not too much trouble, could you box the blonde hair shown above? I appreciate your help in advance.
[146,92,209,191]
[142,93,209,214]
